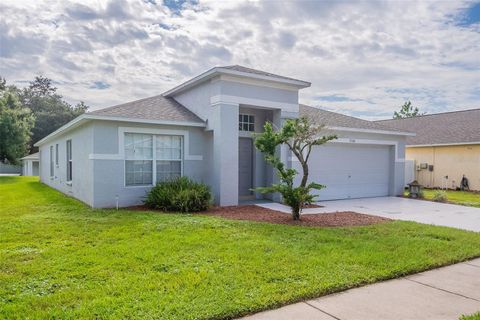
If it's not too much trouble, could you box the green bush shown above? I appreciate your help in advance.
[433,190,448,202]
[145,177,211,212]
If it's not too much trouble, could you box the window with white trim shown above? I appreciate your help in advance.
[49,146,54,177]
[239,114,255,132]
[125,133,153,186]
[55,144,59,166]
[156,135,182,182]
[66,140,72,182]
[124,133,184,186]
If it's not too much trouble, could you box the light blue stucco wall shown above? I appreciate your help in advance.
[89,120,209,208]
[39,123,94,206]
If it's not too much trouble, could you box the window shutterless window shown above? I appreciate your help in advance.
[49,146,54,177]
[124,133,153,186]
[55,144,59,166]
[156,135,182,182]
[124,133,183,186]
[66,140,72,182]
[239,114,255,132]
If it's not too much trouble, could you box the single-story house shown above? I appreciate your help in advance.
[35,65,413,208]
[377,108,480,191]
[21,152,40,176]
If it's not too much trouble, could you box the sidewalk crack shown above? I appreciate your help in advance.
[304,301,343,320]
[405,278,479,302]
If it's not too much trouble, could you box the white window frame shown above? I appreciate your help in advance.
[239,113,255,132]
[49,146,54,177]
[124,133,154,187]
[155,135,184,183]
[66,140,72,182]
[123,133,184,187]
[55,144,59,167]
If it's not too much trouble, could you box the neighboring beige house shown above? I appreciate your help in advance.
[378,108,480,191]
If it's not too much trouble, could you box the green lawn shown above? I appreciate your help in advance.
[461,312,480,320]
[423,189,480,208]
[405,189,480,208]
[1,177,480,319]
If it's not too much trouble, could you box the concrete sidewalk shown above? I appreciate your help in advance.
[241,258,480,320]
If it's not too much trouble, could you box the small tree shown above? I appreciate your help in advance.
[393,101,425,119]
[254,117,337,220]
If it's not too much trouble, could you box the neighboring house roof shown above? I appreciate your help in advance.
[88,95,204,124]
[300,105,413,136]
[163,65,311,96]
[376,108,480,146]
[21,152,39,161]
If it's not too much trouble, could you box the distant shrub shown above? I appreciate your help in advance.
[145,177,211,212]
[418,189,425,199]
[433,190,448,202]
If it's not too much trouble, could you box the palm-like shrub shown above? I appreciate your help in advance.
[145,177,211,212]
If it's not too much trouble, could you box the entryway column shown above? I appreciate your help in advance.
[211,102,239,206]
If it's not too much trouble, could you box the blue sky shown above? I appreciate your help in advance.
[0,0,479,120]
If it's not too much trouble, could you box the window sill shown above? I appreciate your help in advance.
[125,184,153,188]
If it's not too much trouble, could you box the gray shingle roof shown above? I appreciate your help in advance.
[376,108,480,145]
[299,105,407,133]
[88,95,204,124]
[221,65,308,83]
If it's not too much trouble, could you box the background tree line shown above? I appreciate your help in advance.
[0,76,88,165]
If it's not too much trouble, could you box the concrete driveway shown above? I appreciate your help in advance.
[257,197,480,232]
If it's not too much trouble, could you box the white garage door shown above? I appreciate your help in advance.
[306,143,391,201]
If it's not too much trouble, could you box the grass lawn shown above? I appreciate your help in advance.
[2,177,480,319]
[461,312,480,320]
[405,189,480,208]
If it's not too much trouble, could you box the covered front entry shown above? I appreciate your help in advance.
[308,143,392,200]
[238,138,254,198]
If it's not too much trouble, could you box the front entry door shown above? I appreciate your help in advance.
[238,138,253,197]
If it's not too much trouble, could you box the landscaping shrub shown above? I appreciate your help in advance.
[433,190,448,202]
[145,177,211,212]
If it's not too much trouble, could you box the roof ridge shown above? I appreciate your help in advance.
[375,107,480,122]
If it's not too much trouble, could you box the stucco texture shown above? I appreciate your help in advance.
[406,144,480,190]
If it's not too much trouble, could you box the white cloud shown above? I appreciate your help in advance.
[0,0,479,119]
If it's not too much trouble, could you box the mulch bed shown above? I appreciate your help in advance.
[202,205,390,227]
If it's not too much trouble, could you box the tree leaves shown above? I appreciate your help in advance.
[253,116,337,220]
[393,101,425,119]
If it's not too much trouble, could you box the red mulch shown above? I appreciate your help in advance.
[202,205,390,227]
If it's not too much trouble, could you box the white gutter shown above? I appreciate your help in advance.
[407,141,480,147]
[327,126,416,137]
[163,67,311,97]
[34,114,206,147]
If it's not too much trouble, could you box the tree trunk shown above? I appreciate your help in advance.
[300,161,309,188]
[292,205,300,220]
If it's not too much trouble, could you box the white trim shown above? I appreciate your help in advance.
[34,114,206,147]
[88,127,203,161]
[210,94,299,112]
[407,141,480,148]
[327,126,415,137]
[163,66,310,97]
[218,75,300,92]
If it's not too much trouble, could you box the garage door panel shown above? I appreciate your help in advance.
[302,143,391,200]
